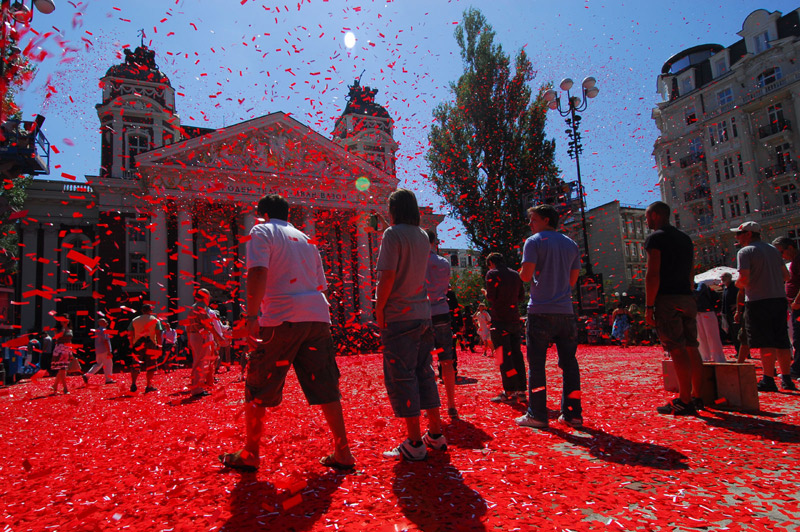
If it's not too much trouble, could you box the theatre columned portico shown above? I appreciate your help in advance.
[16,44,442,336]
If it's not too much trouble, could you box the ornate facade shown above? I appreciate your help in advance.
[17,45,441,334]
[652,8,800,270]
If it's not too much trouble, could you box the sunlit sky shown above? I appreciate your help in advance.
[14,0,800,247]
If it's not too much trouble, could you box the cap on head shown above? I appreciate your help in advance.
[731,221,761,234]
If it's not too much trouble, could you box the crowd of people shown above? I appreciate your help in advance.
[644,202,799,416]
[6,193,799,469]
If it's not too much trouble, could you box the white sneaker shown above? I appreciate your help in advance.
[382,439,427,461]
[422,430,447,451]
[515,413,548,428]
[558,414,584,428]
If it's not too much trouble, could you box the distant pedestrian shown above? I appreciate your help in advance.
[473,303,493,356]
[772,236,800,382]
[611,304,632,348]
[518,204,583,429]
[187,289,224,397]
[644,201,704,415]
[127,304,162,393]
[51,330,74,395]
[485,252,526,403]
[720,273,740,353]
[376,189,445,461]
[694,282,725,362]
[425,229,458,419]
[161,321,177,372]
[732,222,795,391]
[83,318,115,385]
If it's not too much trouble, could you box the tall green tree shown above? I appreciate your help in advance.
[427,8,560,268]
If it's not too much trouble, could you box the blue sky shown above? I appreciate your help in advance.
[14,0,800,247]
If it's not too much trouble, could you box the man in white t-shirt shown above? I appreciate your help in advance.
[219,194,355,472]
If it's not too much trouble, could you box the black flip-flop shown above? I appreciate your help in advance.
[219,451,258,472]
[320,454,356,472]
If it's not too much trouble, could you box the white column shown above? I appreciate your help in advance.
[304,209,315,241]
[238,211,255,313]
[149,207,168,313]
[19,224,39,332]
[177,208,194,314]
[41,226,58,321]
[356,220,372,323]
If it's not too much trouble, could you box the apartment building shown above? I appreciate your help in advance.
[652,8,800,270]
[563,200,648,295]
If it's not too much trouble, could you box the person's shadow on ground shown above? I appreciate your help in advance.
[548,426,690,470]
[702,410,800,443]
[220,470,344,531]
[443,417,492,450]
[392,452,487,532]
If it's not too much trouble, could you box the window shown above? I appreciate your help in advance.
[754,30,771,54]
[789,228,800,250]
[685,106,697,125]
[731,116,738,138]
[450,255,458,267]
[717,88,733,107]
[737,153,744,174]
[662,149,672,168]
[722,156,735,180]
[129,253,147,279]
[782,184,798,205]
[680,76,693,95]
[717,121,729,143]
[689,138,703,157]
[776,143,792,167]
[768,104,784,124]
[708,126,716,147]
[460,256,467,268]
[728,196,741,218]
[719,199,726,219]
[127,220,146,243]
[713,57,728,77]
[758,67,782,88]
[126,132,150,169]
[743,192,751,215]
[670,178,677,200]
[674,214,681,229]
[714,161,721,183]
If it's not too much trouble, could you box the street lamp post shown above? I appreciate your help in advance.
[544,77,599,277]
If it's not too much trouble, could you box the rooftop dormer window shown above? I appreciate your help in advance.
[754,30,771,54]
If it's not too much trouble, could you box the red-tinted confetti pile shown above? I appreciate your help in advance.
[1,345,799,531]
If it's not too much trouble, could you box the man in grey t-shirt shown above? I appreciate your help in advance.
[733,221,795,391]
[376,189,444,461]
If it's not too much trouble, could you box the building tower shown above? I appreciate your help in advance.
[96,44,180,178]
[332,79,398,177]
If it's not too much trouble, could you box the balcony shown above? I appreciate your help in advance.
[764,160,798,180]
[0,117,51,178]
[684,185,710,203]
[679,152,705,168]
[758,119,792,140]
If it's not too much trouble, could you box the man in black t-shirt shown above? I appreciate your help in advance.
[644,201,703,416]
[485,252,526,403]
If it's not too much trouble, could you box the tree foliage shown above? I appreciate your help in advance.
[427,8,559,268]
[450,268,484,311]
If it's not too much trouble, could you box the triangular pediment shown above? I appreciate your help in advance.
[136,112,397,188]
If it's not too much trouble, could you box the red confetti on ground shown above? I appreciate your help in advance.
[1,346,798,530]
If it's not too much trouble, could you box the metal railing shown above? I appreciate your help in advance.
[679,152,705,168]
[764,160,798,179]
[684,186,710,202]
[758,119,792,139]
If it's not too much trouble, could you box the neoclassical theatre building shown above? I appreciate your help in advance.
[18,44,441,334]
